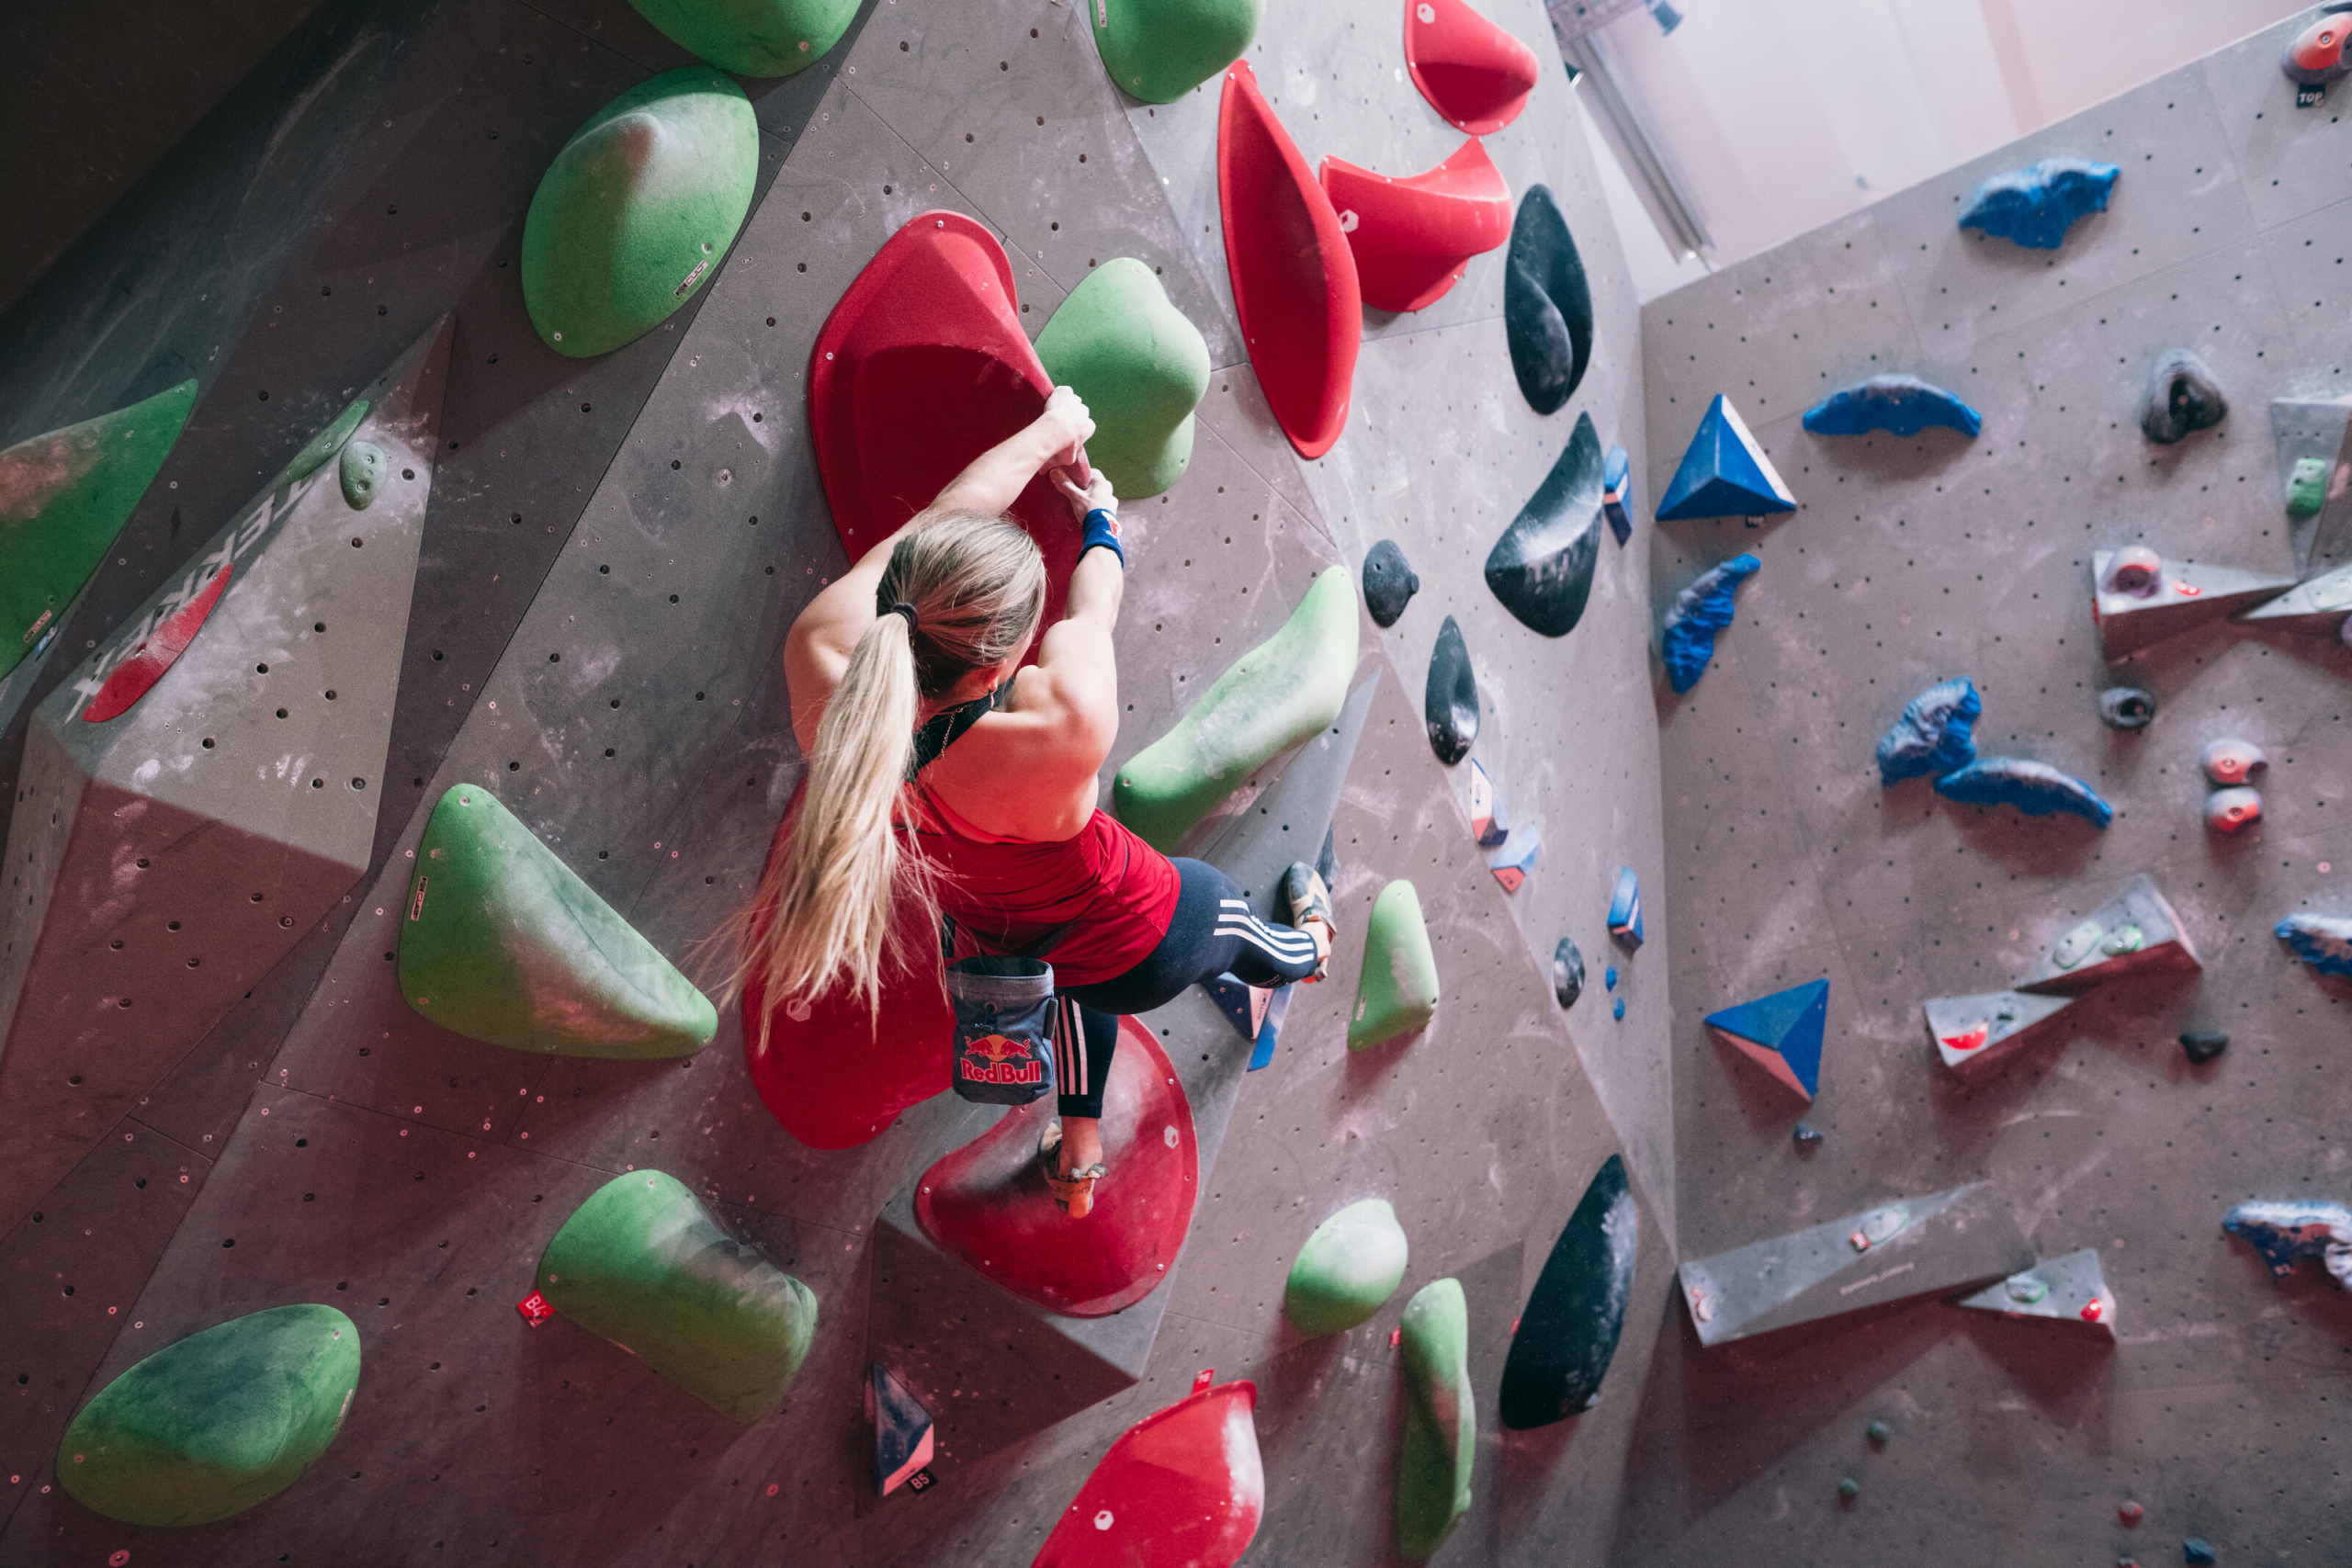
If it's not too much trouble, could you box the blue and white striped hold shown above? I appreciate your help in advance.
[1876,677,1981,785]
[1933,758,2113,829]
[1601,443,1634,545]
[1607,866,1643,952]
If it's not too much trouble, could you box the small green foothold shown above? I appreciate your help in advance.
[1349,880,1441,1049]
[276,397,370,489]
[57,1304,360,1527]
[1838,1476,1860,1499]
[1865,1419,1890,1444]
[1114,564,1360,851]
[1035,258,1211,500]
[1284,1198,1410,1335]
[1090,0,1264,104]
[398,784,718,1057]
[1396,1278,1474,1559]
[2288,456,2329,517]
[338,441,386,509]
[537,1171,817,1424]
[624,0,859,76]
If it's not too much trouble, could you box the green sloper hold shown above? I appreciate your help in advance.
[1114,564,1358,850]
[0,379,198,681]
[338,441,385,509]
[1091,0,1263,103]
[58,1304,359,1527]
[521,68,758,359]
[626,0,859,76]
[1284,1198,1410,1334]
[1396,1278,1474,1559]
[1349,880,1441,1048]
[1035,258,1212,500]
[275,396,368,489]
[537,1171,817,1424]
[399,784,718,1057]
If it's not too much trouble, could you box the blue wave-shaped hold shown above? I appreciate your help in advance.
[1933,757,2113,828]
[2278,913,2352,976]
[1876,677,1981,785]
[1958,158,2119,250]
[2223,1199,2352,1277]
[1660,553,1760,694]
[1803,374,1983,439]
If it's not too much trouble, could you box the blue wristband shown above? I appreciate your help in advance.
[1081,506,1125,566]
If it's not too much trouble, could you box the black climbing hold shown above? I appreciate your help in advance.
[2179,1030,2228,1065]
[1425,615,1478,765]
[1553,937,1585,1009]
[2184,1540,2216,1566]
[1484,412,1604,637]
[2141,350,2227,445]
[1498,1154,1636,1428]
[2098,686,2156,730]
[1792,1120,1823,1149]
[1363,539,1420,627]
[1504,185,1593,416]
[1865,1418,1890,1444]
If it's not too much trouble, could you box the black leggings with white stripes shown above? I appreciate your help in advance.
[1048,857,1322,1119]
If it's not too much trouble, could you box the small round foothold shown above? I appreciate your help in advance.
[2179,1030,2228,1065]
[2119,1500,2144,1526]
[2204,786,2261,834]
[1837,1476,1860,1501]
[1611,998,1625,1020]
[1792,1120,1823,1148]
[2098,686,2156,730]
[1865,1418,1890,1445]
[2105,544,2163,597]
[2199,737,2266,785]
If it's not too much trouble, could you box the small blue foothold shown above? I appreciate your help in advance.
[1957,157,2120,249]
[1933,757,2113,829]
[1604,966,1617,991]
[1792,1120,1822,1147]
[1877,677,1981,785]
[1601,443,1634,546]
[1660,553,1760,694]
[1803,374,1983,439]
[2277,913,2352,976]
[2183,1540,2217,1565]
[1612,998,1624,1021]
[1607,866,1643,951]
[1657,395,1796,521]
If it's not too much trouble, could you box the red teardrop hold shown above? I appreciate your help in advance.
[1031,1380,1263,1568]
[82,562,232,723]
[1217,62,1362,459]
[916,1015,1197,1317]
[808,210,1086,643]
[741,779,954,1149]
[1319,138,1511,314]
[1404,0,1540,135]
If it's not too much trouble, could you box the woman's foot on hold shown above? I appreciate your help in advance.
[1283,862,1336,982]
[1038,1118,1107,1219]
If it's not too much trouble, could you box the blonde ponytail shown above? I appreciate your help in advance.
[727,511,1046,1022]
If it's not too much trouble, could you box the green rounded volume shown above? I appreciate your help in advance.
[1114,564,1359,851]
[58,1304,360,1527]
[0,379,198,681]
[1396,1278,1474,1559]
[276,396,369,489]
[338,441,385,509]
[521,67,758,359]
[1091,0,1263,102]
[398,784,718,1057]
[1349,880,1440,1048]
[1283,1198,1409,1335]
[1036,258,1211,500]
[538,1171,818,1424]
[627,0,858,75]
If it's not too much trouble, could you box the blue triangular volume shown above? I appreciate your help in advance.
[1705,978,1828,1098]
[1656,394,1797,521]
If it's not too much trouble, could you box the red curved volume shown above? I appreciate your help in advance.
[1405,0,1540,135]
[915,1016,1196,1317]
[1217,62,1361,459]
[1318,138,1511,313]
[1032,1380,1263,1568]
[741,781,954,1150]
[82,562,232,723]
[808,211,1083,637]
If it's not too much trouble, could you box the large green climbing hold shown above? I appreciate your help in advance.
[1091,0,1263,103]
[1284,1198,1410,1335]
[0,379,198,682]
[57,1304,359,1527]
[537,1170,818,1424]
[1350,880,1441,1048]
[399,784,718,1057]
[522,67,758,359]
[626,0,859,76]
[1035,257,1212,500]
[1114,564,1358,851]
[1396,1278,1474,1559]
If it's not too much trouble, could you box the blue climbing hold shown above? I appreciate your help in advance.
[1933,758,2113,829]
[2222,1199,2352,1276]
[1488,823,1541,893]
[1957,157,2119,250]
[1803,374,1983,439]
[1601,443,1633,545]
[2277,913,2352,976]
[1660,553,1760,694]
[1704,978,1828,1100]
[1876,677,1981,785]
[1607,867,1643,952]
[1603,966,1617,991]
[1612,998,1624,1021]
[1203,972,1272,1043]
[1248,986,1293,1071]
[871,1363,933,1495]
[2183,1539,2217,1565]
[1657,395,1796,521]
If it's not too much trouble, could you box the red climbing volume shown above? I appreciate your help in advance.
[1319,138,1511,313]
[1404,0,1540,135]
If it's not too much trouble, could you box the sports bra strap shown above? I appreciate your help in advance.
[908,678,1004,778]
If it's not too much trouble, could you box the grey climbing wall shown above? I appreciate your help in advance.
[1621,11,2352,1562]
